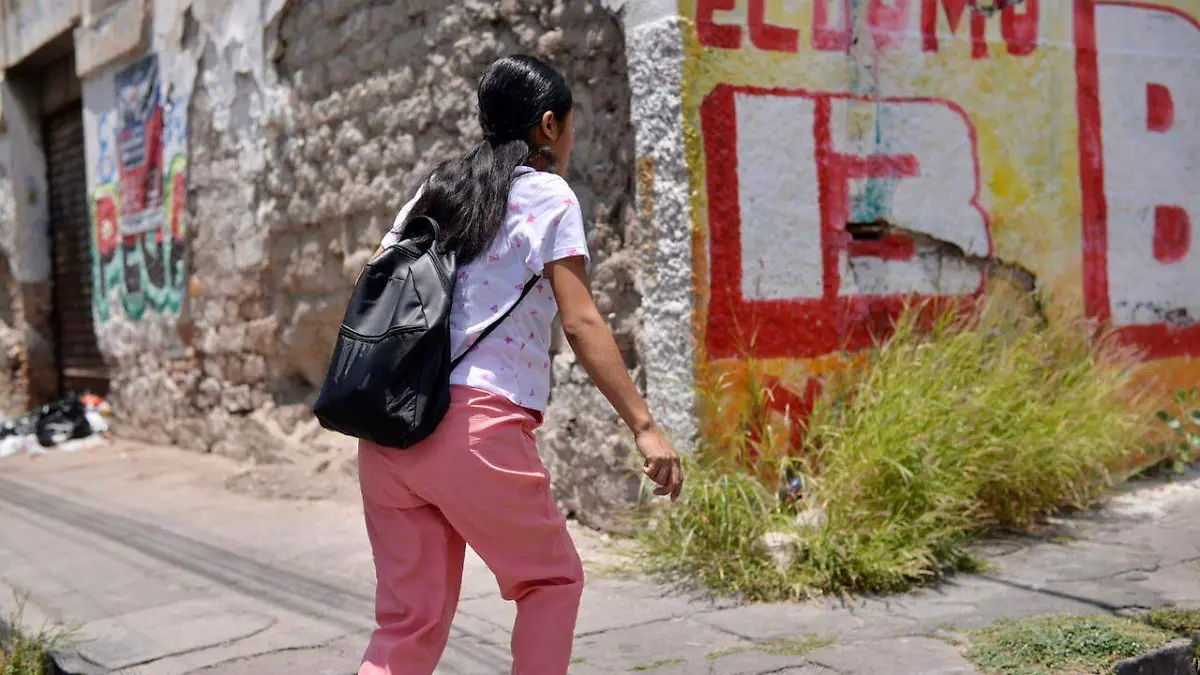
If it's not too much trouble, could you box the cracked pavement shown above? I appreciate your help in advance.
[1,441,1197,674]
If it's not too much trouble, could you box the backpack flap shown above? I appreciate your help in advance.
[312,216,457,449]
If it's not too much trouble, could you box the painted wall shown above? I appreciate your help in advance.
[78,0,286,368]
[677,0,1200,447]
[84,52,189,325]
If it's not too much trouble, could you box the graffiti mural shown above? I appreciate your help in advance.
[682,0,1200,447]
[1078,2,1200,360]
[89,53,189,323]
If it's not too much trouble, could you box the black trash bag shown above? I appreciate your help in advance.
[35,393,92,447]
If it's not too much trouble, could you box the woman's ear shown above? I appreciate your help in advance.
[540,110,558,141]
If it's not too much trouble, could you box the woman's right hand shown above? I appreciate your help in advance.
[546,256,685,502]
[636,428,684,502]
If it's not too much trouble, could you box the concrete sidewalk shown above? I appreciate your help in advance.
[1,441,1198,674]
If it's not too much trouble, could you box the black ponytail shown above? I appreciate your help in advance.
[404,55,573,264]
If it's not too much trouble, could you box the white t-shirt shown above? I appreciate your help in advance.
[381,166,590,412]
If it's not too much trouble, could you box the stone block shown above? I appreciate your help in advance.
[1115,639,1198,675]
[74,0,148,78]
[807,637,978,675]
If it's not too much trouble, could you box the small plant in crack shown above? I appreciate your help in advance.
[966,614,1176,675]
[630,657,685,671]
[708,634,834,661]
[1,594,74,675]
[1154,388,1200,473]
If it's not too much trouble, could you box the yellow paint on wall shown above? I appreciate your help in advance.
[679,0,1200,464]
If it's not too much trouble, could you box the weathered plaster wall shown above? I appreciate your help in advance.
[0,74,56,407]
[663,0,1200,451]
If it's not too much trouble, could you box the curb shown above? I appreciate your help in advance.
[1115,638,1199,675]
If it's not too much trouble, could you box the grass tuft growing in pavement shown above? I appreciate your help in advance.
[630,657,685,671]
[707,634,834,661]
[794,294,1149,594]
[965,614,1177,675]
[1141,606,1200,664]
[1,599,68,675]
[637,455,795,599]
[640,288,1152,599]
[1142,607,1200,638]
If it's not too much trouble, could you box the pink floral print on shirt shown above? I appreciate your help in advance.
[383,168,589,412]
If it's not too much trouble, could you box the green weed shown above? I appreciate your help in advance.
[1153,388,1200,474]
[1140,606,1200,664]
[796,298,1149,592]
[641,289,1152,598]
[630,657,685,671]
[1,598,69,675]
[1142,606,1200,637]
[965,614,1176,675]
[707,634,834,661]
[637,456,796,599]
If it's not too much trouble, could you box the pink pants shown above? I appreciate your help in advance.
[357,386,584,675]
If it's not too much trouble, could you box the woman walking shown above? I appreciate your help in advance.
[356,55,684,675]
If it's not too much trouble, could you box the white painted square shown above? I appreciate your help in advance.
[735,92,824,301]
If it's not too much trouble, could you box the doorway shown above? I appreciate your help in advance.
[44,100,108,396]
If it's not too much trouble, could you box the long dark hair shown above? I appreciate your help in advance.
[404,55,573,264]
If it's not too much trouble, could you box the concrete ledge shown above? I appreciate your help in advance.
[1115,639,1199,675]
[73,0,148,79]
[2,0,82,68]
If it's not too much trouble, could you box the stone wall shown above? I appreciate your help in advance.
[77,0,644,525]
[262,0,642,525]
[0,141,23,415]
[0,256,25,415]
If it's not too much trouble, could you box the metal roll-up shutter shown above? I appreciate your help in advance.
[45,105,109,396]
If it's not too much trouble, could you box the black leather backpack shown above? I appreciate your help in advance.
[312,216,537,449]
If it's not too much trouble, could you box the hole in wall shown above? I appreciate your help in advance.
[845,220,887,242]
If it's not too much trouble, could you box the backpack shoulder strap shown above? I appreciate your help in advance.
[451,274,541,371]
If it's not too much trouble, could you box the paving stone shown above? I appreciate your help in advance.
[455,577,710,640]
[1141,561,1200,607]
[880,575,1120,631]
[123,610,354,675]
[687,649,825,675]
[75,599,275,670]
[570,617,750,672]
[695,600,917,643]
[806,636,979,675]
[575,578,717,635]
[991,540,1163,586]
[1040,579,1168,611]
[183,643,361,675]
[631,657,836,675]
[1114,639,1198,675]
